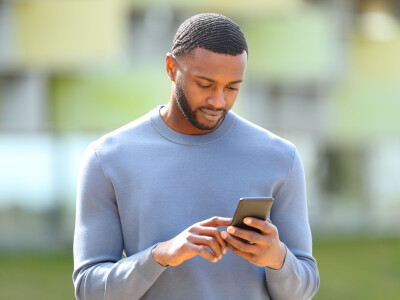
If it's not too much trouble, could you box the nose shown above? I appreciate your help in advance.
[206,87,226,109]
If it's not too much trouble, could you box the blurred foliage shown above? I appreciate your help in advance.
[321,146,364,201]
[51,64,170,131]
[0,238,399,300]
[14,0,126,69]
[332,79,400,142]
[331,33,400,142]
[243,7,334,81]
[352,34,400,83]
[125,0,303,16]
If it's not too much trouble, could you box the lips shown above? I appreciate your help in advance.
[199,109,224,121]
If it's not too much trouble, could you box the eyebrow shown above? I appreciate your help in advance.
[194,76,243,85]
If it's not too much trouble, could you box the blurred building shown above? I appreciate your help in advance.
[0,0,400,251]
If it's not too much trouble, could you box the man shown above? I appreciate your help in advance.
[73,13,320,299]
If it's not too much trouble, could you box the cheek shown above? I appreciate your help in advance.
[224,91,239,106]
[175,74,192,94]
[185,85,207,100]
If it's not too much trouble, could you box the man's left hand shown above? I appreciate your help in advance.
[221,218,286,269]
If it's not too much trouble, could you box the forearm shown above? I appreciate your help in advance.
[73,145,167,299]
[265,247,320,300]
[74,245,167,300]
[266,148,320,299]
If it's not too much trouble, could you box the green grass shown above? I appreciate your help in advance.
[0,251,74,300]
[0,238,399,300]
[313,237,400,300]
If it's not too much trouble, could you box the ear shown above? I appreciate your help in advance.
[165,53,177,82]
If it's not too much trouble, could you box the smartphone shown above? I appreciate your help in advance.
[231,197,274,234]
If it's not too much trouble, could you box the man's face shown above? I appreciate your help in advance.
[172,48,247,133]
[174,80,224,131]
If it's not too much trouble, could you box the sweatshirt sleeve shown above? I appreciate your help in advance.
[73,145,167,300]
[266,147,320,300]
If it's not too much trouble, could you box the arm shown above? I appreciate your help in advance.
[222,148,320,300]
[265,148,320,299]
[73,145,231,299]
[73,145,166,300]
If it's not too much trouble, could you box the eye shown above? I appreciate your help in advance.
[196,82,210,89]
[227,86,239,91]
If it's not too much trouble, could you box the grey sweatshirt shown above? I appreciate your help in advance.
[73,106,319,299]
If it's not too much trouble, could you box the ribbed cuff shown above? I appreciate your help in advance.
[265,245,296,283]
[128,244,168,283]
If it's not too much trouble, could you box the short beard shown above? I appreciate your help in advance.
[175,83,226,131]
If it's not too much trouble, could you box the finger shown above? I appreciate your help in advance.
[188,244,219,263]
[243,218,275,235]
[226,226,264,245]
[197,227,227,254]
[226,243,255,262]
[221,231,258,254]
[200,216,232,227]
[189,235,223,259]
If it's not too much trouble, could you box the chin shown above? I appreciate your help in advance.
[196,117,223,131]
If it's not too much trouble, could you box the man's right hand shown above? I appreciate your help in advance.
[151,216,231,267]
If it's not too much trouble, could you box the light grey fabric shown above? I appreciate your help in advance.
[73,106,319,299]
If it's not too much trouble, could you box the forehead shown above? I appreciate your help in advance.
[179,48,247,80]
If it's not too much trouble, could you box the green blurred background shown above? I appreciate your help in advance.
[1,0,399,299]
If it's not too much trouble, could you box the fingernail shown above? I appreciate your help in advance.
[218,255,222,260]
[223,248,227,254]
[213,257,218,262]
[244,218,251,224]
[221,231,227,239]
[227,227,235,234]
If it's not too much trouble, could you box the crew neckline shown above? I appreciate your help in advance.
[150,105,236,145]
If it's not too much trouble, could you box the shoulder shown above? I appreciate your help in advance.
[230,111,296,159]
[89,110,154,158]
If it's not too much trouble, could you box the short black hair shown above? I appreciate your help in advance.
[171,13,248,60]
